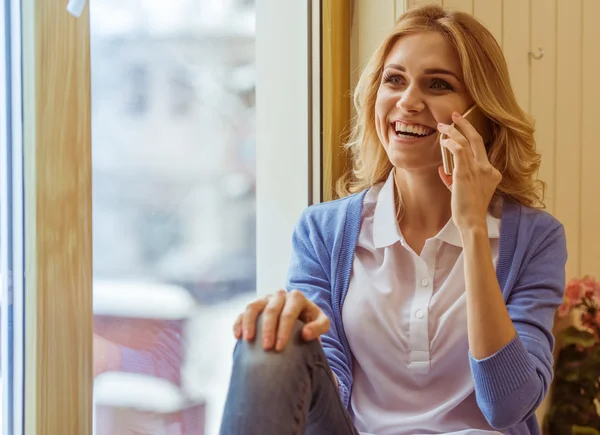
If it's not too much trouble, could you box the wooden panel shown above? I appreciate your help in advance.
[503,0,530,112]
[395,0,406,19]
[355,0,396,68]
[23,0,93,433]
[473,0,503,47]
[555,0,582,280]
[407,0,442,8]
[581,0,600,279]
[530,0,557,215]
[443,0,473,13]
[351,0,396,88]
[322,0,352,201]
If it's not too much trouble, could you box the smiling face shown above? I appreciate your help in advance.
[375,31,474,171]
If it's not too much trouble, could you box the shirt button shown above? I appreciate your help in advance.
[415,309,424,319]
[420,278,429,287]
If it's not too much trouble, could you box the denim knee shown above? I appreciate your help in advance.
[232,316,317,384]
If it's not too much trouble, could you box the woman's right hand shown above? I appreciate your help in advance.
[233,289,330,352]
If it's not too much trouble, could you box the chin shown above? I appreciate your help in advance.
[385,135,442,171]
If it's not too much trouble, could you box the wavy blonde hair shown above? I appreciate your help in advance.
[337,5,545,208]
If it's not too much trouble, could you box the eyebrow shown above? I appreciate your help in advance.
[384,63,461,81]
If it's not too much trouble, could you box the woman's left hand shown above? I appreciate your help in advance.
[437,111,501,233]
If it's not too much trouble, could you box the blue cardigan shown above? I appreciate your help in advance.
[285,190,567,434]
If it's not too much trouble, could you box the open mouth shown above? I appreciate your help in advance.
[393,121,435,139]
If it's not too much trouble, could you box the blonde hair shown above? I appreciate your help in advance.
[337,5,545,208]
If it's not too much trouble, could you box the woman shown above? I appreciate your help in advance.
[221,5,566,435]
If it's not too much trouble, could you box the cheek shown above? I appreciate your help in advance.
[429,105,455,125]
[374,91,387,119]
[374,89,397,129]
[374,97,390,145]
[430,98,472,124]
[374,94,388,127]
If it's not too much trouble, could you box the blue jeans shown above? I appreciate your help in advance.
[220,317,359,435]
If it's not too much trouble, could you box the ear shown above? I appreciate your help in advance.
[438,165,453,190]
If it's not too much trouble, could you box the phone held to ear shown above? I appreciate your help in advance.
[440,105,493,176]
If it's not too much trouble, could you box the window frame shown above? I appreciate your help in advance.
[9,0,330,432]
[255,0,320,294]
[20,0,94,433]
[1,0,26,433]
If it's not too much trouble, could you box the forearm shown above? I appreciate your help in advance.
[462,226,516,360]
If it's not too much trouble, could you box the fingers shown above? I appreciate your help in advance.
[260,289,287,349]
[301,303,331,341]
[439,133,469,174]
[241,296,269,341]
[275,290,307,351]
[233,290,329,352]
[449,111,487,162]
[233,313,243,339]
[437,121,474,163]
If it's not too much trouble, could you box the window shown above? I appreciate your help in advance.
[127,64,149,114]
[169,67,195,116]
[90,1,258,433]
[0,0,317,432]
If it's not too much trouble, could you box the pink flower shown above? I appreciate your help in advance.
[582,312,594,328]
[560,276,600,318]
[565,279,584,305]
[557,302,571,318]
[581,275,600,302]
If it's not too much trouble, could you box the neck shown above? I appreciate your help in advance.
[394,167,452,236]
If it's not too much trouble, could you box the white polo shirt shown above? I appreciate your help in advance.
[342,170,504,435]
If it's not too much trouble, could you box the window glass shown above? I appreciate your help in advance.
[90,1,256,433]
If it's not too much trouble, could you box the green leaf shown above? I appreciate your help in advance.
[572,426,600,435]
[561,327,597,349]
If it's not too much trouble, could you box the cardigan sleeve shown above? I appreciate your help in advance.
[285,209,354,407]
[468,223,567,430]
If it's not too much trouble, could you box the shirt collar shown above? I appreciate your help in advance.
[435,212,501,247]
[372,170,501,249]
[372,171,402,249]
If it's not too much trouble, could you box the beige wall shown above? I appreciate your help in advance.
[353,0,600,282]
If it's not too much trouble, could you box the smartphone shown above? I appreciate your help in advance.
[440,105,493,175]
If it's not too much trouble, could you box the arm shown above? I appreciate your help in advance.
[466,223,567,430]
[438,112,566,429]
[463,226,516,360]
[285,211,353,406]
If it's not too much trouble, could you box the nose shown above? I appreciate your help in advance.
[396,84,425,113]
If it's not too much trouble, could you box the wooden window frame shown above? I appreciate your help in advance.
[21,0,93,433]
[17,0,321,432]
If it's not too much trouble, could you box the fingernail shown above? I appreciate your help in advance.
[262,337,270,348]
[275,338,283,351]
[452,111,461,119]
[437,122,446,130]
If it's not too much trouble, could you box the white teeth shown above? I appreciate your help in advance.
[394,122,432,136]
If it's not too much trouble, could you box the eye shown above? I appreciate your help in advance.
[430,78,453,91]
[382,72,404,86]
